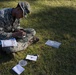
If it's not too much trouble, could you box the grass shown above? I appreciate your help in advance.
[0,0,76,75]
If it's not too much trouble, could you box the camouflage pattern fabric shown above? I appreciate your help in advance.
[2,28,36,53]
[0,8,20,37]
[0,8,36,53]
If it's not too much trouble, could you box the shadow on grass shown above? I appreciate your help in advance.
[29,6,76,35]
[27,6,76,75]
[0,48,14,64]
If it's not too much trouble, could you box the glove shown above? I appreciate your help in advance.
[12,30,26,38]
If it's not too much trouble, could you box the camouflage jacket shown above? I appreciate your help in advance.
[0,8,20,38]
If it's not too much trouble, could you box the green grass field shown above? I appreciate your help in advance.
[0,0,76,75]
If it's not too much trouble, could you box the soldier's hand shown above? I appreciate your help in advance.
[12,30,26,38]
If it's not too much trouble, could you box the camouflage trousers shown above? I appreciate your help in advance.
[0,28,36,53]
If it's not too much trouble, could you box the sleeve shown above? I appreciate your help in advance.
[0,20,13,38]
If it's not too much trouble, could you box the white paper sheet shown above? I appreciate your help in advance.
[12,64,25,75]
[45,40,61,48]
[1,38,17,47]
[26,55,37,61]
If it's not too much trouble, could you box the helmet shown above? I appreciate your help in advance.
[18,1,31,17]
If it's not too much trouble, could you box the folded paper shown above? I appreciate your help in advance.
[12,64,25,75]
[26,55,37,61]
[45,40,61,48]
[1,38,17,47]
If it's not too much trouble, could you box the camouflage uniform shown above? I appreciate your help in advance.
[0,8,36,53]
